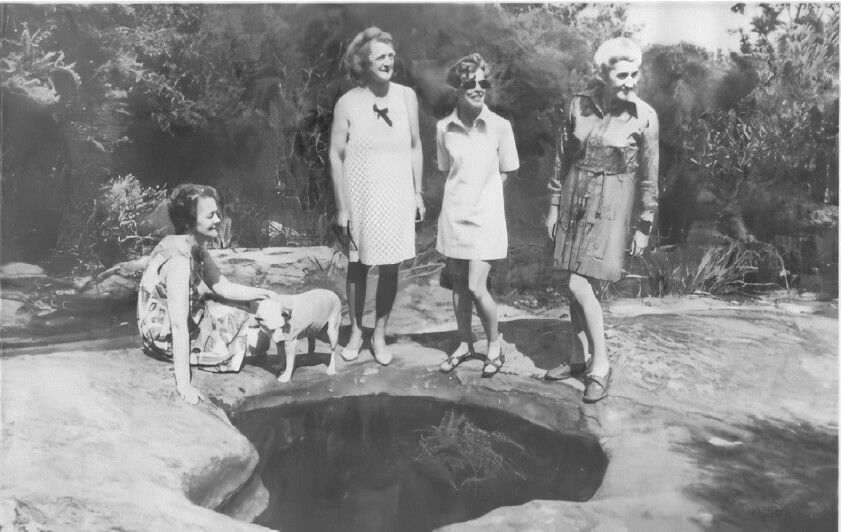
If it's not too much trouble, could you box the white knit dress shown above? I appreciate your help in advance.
[341,83,416,265]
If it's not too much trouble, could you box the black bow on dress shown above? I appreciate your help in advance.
[373,104,393,127]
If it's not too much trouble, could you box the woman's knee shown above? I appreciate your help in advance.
[467,262,491,297]
[467,278,490,298]
[568,274,595,300]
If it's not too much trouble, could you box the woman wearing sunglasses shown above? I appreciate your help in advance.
[436,53,519,378]
[329,27,424,365]
[544,38,659,403]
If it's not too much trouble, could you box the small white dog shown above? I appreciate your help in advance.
[254,288,342,383]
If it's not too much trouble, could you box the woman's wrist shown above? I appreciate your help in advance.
[635,219,652,235]
[259,288,275,300]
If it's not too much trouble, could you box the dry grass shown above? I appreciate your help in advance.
[617,237,788,297]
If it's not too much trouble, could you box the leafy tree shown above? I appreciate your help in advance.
[644,3,838,247]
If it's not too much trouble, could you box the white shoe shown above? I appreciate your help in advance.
[340,337,363,361]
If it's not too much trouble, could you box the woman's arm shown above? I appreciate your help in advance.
[630,107,660,255]
[210,278,276,302]
[329,96,351,227]
[546,100,578,238]
[201,251,276,303]
[163,255,202,404]
[500,170,518,187]
[637,108,660,233]
[406,88,425,220]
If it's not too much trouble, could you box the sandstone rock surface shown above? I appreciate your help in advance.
[1,256,837,532]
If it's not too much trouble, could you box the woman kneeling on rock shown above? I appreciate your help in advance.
[137,184,284,405]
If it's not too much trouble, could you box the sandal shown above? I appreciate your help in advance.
[439,350,473,373]
[544,361,589,381]
[481,354,505,378]
[583,367,612,403]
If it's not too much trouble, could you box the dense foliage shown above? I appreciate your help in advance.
[1,3,837,294]
[678,4,837,242]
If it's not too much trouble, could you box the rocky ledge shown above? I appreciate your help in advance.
[1,248,837,531]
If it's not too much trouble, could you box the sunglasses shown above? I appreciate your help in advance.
[461,78,491,90]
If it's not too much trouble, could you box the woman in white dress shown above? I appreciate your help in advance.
[329,28,424,365]
[435,54,519,377]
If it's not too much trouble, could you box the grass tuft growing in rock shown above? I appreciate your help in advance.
[413,410,528,490]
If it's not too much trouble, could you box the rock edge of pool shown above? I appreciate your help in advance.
[1,293,837,532]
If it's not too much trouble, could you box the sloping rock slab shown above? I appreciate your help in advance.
[0,349,269,531]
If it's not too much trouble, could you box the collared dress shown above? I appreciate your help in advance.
[548,90,659,282]
[341,82,416,266]
[435,106,519,261]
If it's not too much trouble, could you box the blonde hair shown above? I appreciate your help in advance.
[343,27,395,80]
[593,37,642,72]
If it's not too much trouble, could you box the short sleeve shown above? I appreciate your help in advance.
[498,119,519,173]
[436,123,450,173]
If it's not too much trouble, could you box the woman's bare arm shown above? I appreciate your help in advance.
[329,96,351,226]
[163,255,202,404]
[201,251,276,302]
[406,88,425,220]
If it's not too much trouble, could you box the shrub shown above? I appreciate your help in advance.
[55,174,166,272]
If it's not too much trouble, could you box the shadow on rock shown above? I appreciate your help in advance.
[403,319,576,373]
[404,329,462,356]
[498,319,572,371]
[681,417,838,532]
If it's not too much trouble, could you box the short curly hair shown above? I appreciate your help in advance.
[167,184,222,235]
[343,27,395,80]
[445,53,490,89]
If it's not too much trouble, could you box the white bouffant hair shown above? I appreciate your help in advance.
[593,37,642,72]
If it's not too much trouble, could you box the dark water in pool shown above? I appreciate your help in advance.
[234,395,608,532]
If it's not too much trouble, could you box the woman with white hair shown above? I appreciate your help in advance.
[544,37,659,402]
[329,27,424,365]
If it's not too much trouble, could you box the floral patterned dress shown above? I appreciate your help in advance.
[136,235,258,371]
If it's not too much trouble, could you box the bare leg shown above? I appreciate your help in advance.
[344,261,368,359]
[467,260,499,361]
[372,263,399,365]
[568,273,608,376]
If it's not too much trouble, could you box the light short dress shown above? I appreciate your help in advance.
[548,90,659,282]
[341,82,416,265]
[435,106,519,261]
[136,235,266,371]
